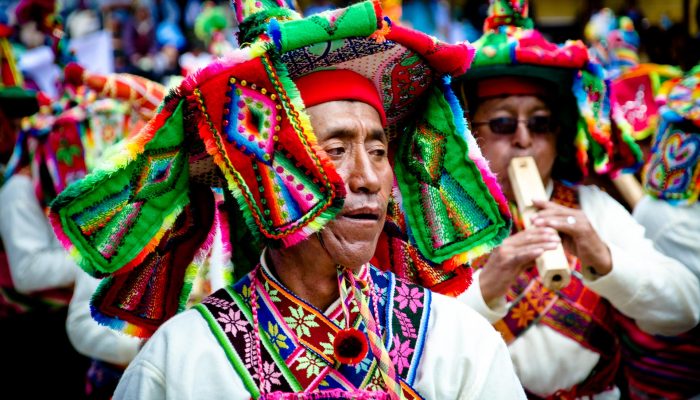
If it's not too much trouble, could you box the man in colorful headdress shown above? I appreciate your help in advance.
[0,21,93,397]
[1,60,165,397]
[621,65,700,400]
[585,9,683,205]
[451,1,700,398]
[49,0,525,398]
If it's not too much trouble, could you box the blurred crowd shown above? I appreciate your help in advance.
[1,0,699,399]
[0,0,697,92]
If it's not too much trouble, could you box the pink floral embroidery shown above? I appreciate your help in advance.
[394,283,423,313]
[202,297,232,310]
[217,308,248,337]
[243,331,256,369]
[255,361,283,393]
[394,310,417,339]
[388,334,414,375]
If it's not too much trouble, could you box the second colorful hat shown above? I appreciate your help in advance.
[455,0,643,181]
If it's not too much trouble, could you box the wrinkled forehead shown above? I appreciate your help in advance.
[305,101,386,143]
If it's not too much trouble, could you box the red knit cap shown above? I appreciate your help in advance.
[476,76,549,99]
[294,69,387,127]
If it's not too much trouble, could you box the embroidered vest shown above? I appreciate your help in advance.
[617,315,700,399]
[195,265,430,399]
[475,182,621,398]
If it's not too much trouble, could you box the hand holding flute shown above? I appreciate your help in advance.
[508,156,571,291]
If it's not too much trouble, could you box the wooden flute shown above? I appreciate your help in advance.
[508,156,571,291]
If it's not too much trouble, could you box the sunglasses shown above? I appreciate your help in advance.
[471,116,556,135]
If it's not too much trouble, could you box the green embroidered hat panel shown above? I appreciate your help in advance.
[51,99,191,276]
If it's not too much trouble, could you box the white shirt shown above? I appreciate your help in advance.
[115,261,526,400]
[459,185,700,398]
[0,174,76,293]
[66,270,143,366]
[633,195,700,282]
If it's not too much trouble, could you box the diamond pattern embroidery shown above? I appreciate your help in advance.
[133,149,183,199]
[225,83,278,164]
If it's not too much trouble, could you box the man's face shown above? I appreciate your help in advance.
[470,95,558,200]
[305,101,393,269]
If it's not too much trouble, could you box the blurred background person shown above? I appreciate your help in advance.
[452,1,700,398]
[622,65,700,400]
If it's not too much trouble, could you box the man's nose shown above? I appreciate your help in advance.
[511,121,533,149]
[346,150,381,194]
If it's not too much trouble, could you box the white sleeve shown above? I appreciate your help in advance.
[114,310,252,400]
[113,358,167,400]
[66,270,142,366]
[580,186,700,335]
[0,175,77,293]
[415,293,526,400]
[633,197,700,282]
[457,269,508,324]
[470,336,527,400]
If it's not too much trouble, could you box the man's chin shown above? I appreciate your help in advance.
[321,236,379,270]
[318,216,385,268]
[332,253,375,271]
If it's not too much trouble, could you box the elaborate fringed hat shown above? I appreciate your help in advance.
[587,12,684,145]
[49,0,511,337]
[584,8,617,68]
[63,62,166,120]
[62,62,167,170]
[4,63,167,205]
[454,0,642,181]
[642,65,700,205]
[3,102,89,206]
[585,10,640,76]
[610,62,682,154]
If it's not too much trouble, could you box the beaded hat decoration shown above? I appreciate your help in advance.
[610,63,682,150]
[643,65,700,205]
[49,0,511,336]
[454,0,643,181]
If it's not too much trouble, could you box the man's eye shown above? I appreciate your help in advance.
[370,148,386,157]
[326,147,345,156]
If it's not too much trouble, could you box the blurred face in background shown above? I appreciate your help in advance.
[470,94,558,200]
